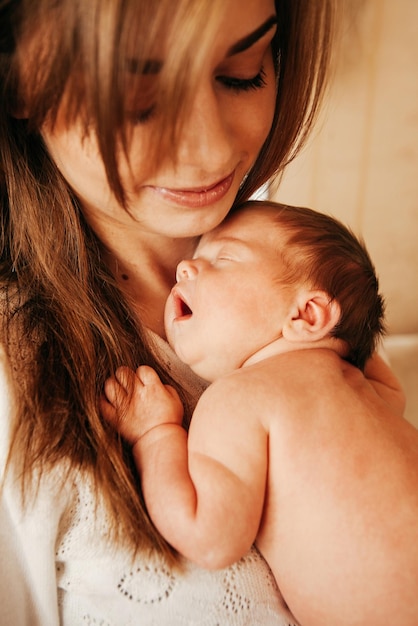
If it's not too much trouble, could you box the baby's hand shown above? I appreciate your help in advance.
[102,365,184,446]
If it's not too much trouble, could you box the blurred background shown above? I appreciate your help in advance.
[271,0,418,426]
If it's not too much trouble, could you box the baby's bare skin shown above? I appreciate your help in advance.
[103,346,417,626]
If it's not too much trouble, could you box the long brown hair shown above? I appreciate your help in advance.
[0,0,335,558]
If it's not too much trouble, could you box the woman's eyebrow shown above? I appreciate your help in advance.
[227,15,278,57]
[127,15,278,74]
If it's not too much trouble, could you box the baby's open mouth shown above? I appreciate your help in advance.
[173,290,193,319]
[179,298,192,317]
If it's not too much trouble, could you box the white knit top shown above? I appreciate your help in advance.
[0,340,299,626]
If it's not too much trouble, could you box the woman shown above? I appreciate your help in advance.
[1,1,416,625]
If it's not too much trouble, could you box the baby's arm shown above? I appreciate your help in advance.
[103,366,267,569]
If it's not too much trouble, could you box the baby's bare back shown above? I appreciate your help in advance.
[243,348,418,625]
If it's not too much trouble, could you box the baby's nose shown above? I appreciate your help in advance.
[176,259,198,282]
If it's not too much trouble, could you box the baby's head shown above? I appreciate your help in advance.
[165,200,385,381]
[235,201,385,369]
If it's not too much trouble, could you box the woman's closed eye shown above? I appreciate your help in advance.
[130,105,156,125]
[130,66,267,122]
[217,67,267,93]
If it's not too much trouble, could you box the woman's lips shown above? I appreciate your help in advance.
[149,172,235,208]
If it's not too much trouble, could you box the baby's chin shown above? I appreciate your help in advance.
[183,356,211,383]
[169,333,239,382]
[168,340,205,378]
[174,350,214,383]
[188,358,239,384]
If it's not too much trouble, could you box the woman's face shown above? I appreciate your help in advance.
[42,0,277,243]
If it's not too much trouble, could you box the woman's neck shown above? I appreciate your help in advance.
[106,234,199,338]
[79,198,200,337]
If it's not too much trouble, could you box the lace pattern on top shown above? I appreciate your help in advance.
[55,456,299,625]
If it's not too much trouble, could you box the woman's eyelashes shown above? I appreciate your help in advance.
[130,64,268,125]
[132,105,156,125]
[217,67,267,93]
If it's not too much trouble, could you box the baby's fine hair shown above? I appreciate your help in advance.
[242,201,386,370]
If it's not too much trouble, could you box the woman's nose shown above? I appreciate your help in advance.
[176,259,199,282]
[176,85,233,172]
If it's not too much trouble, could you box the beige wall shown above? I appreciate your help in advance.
[271,0,418,425]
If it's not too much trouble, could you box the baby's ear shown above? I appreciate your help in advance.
[282,290,341,342]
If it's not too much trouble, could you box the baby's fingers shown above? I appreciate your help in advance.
[136,364,163,386]
[104,368,132,407]
[104,366,139,411]
[100,393,120,429]
[104,377,122,407]
[115,366,139,395]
